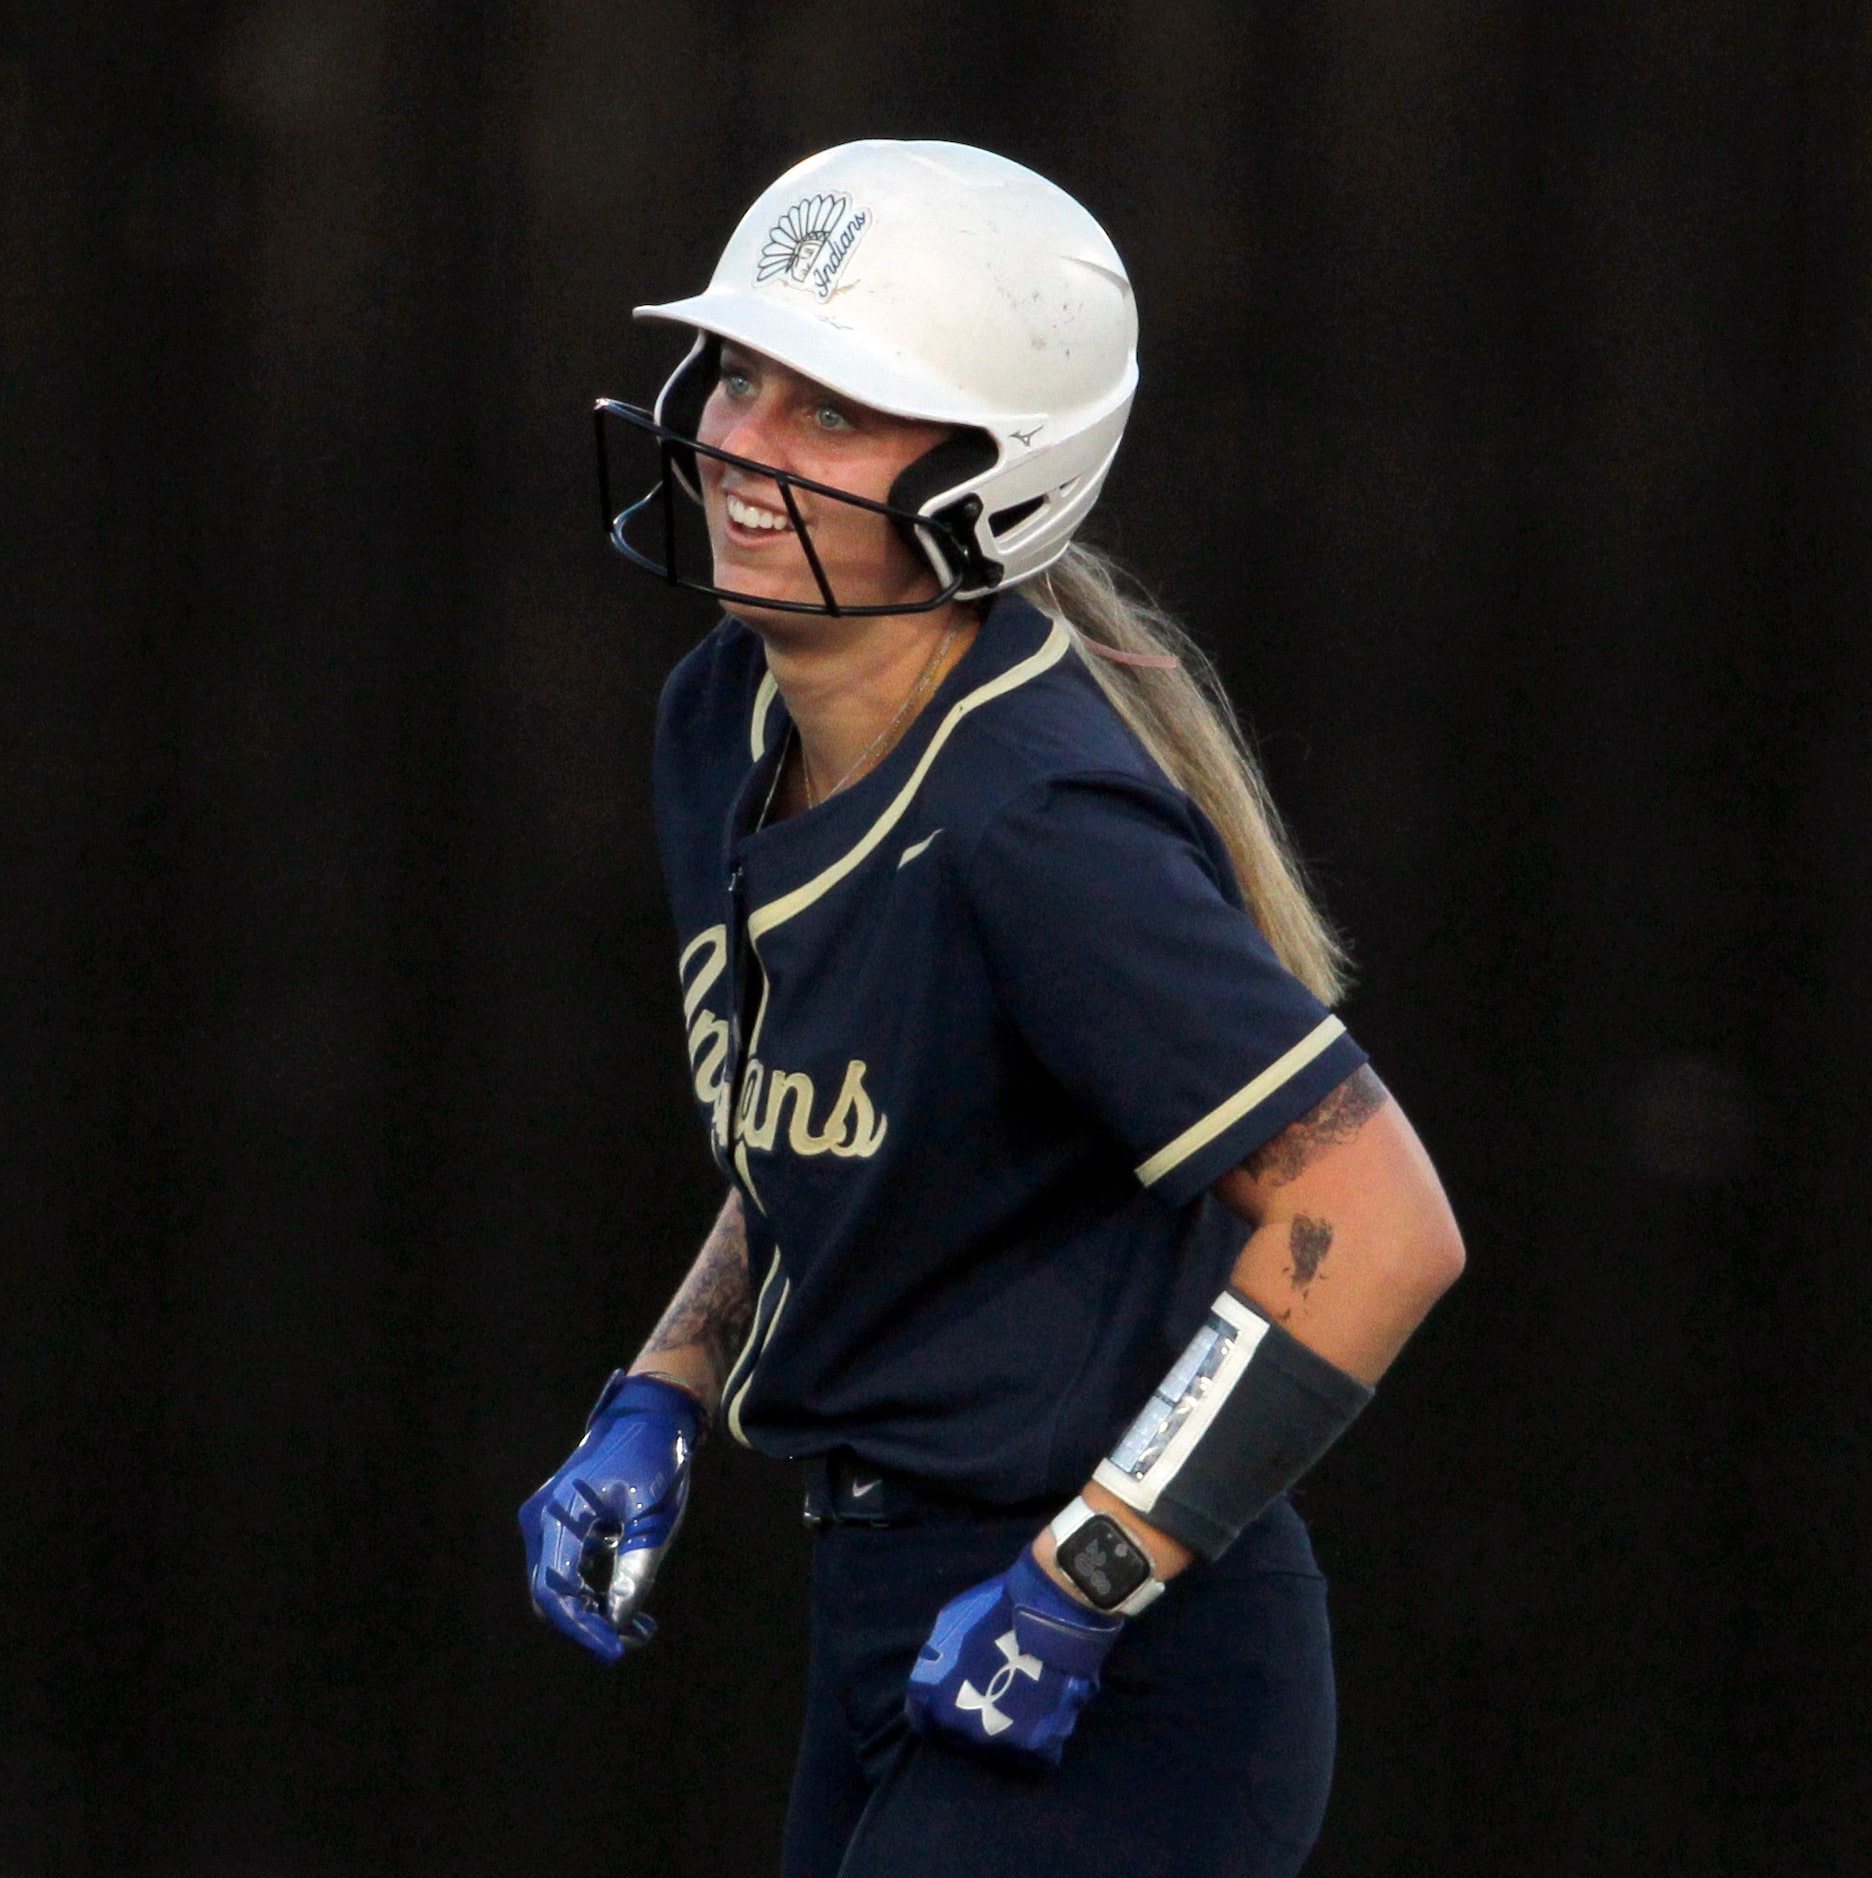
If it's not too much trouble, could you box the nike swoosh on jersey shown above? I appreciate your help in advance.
[897,830,943,870]
[848,1476,880,1498]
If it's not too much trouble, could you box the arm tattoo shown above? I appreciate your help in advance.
[1244,1065,1389,1189]
[1288,1215,1333,1292]
[638,1192,755,1393]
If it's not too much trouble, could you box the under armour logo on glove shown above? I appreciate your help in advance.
[955,1631,1044,1734]
[905,1550,1124,1769]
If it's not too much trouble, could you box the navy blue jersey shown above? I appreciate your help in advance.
[652,592,1367,1504]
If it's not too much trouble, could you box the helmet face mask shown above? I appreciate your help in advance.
[597,140,1137,617]
[595,392,989,618]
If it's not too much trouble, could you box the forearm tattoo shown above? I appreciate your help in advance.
[638,1192,755,1394]
[1244,1065,1389,1189]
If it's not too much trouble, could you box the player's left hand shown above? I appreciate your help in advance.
[904,1548,1124,1770]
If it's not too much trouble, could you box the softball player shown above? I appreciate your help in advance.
[520,141,1464,1877]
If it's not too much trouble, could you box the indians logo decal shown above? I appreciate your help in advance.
[757,192,872,300]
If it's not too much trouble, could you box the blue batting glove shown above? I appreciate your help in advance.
[905,1548,1125,1770]
[519,1372,702,1664]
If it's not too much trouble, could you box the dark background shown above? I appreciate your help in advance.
[6,2,1869,1872]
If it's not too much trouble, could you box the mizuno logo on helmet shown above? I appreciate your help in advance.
[757,193,872,301]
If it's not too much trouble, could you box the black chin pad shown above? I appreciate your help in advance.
[888,429,1000,585]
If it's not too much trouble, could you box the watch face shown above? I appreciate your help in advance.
[1063,1515,1152,1610]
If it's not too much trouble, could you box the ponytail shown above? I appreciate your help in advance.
[1020,542,1350,1005]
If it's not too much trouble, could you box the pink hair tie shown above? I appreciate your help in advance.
[1082,639,1181,671]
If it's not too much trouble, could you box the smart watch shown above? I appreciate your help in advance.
[1046,1496,1166,1616]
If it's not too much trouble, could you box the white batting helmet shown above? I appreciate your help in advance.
[601,139,1138,609]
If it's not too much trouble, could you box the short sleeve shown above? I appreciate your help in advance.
[963,773,1368,1209]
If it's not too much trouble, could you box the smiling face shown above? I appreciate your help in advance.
[693,342,958,628]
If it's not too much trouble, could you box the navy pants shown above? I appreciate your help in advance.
[780,1493,1336,1878]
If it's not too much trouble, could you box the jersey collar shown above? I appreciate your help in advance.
[726,592,1070,938]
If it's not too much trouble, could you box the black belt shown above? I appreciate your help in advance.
[801,1450,1057,1532]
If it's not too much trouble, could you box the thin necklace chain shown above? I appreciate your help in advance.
[802,621,960,810]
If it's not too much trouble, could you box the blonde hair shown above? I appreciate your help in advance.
[1021,541,1350,1005]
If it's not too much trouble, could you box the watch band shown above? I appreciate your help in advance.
[1047,1495,1167,1616]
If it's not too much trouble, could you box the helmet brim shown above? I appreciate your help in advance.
[634,290,1045,434]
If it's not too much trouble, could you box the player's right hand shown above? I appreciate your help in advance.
[518,1371,703,1663]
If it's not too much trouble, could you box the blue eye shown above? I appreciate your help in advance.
[814,404,852,432]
